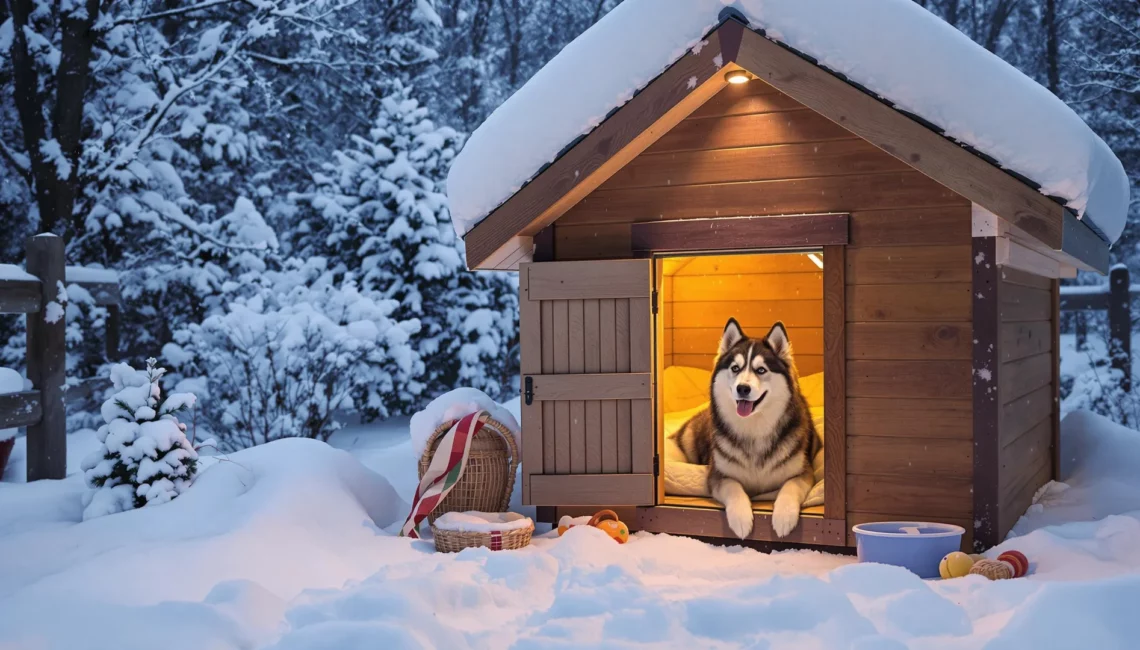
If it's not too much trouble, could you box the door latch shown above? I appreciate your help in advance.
[524,376,534,405]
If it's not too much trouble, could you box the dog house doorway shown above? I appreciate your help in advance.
[655,251,827,521]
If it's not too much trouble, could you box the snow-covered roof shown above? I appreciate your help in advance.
[447,0,1130,245]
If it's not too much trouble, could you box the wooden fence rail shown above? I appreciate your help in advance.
[1059,265,1134,392]
[0,235,120,480]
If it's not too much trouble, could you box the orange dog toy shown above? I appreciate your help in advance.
[557,509,630,543]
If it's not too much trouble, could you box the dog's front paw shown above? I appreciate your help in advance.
[725,502,754,539]
[771,498,800,538]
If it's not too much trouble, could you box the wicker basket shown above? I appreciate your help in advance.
[431,517,534,553]
[417,414,519,524]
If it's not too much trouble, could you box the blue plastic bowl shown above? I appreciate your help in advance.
[851,521,966,579]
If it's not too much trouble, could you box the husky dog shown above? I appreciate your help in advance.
[672,319,820,539]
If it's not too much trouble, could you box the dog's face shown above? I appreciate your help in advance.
[711,319,795,421]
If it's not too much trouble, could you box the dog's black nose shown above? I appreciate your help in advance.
[736,385,750,397]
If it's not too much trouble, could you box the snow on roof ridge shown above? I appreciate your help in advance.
[447,0,1130,245]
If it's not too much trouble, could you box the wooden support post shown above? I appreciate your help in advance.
[1109,266,1131,393]
[25,234,67,481]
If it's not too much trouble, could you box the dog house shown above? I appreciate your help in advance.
[447,3,1127,551]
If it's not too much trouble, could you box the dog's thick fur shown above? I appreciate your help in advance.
[672,319,820,539]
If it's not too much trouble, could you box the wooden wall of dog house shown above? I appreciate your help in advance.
[994,267,1057,538]
[547,80,978,543]
[661,253,825,377]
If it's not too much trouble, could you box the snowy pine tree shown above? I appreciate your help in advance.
[80,358,199,520]
[293,82,517,409]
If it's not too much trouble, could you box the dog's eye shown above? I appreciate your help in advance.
[730,365,741,373]
[756,367,767,375]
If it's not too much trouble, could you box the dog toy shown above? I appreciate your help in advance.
[938,551,976,579]
[969,559,1016,580]
[997,550,1029,577]
[557,510,629,543]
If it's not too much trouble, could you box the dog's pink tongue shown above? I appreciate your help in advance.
[736,400,754,417]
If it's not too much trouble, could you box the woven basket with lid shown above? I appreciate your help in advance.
[416,414,518,524]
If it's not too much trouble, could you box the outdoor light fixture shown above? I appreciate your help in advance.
[724,69,751,84]
[808,253,824,269]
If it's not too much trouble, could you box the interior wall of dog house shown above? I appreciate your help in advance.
[520,79,1060,547]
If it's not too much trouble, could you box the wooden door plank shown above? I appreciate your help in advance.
[569,299,586,474]
[519,266,542,502]
[599,299,618,473]
[584,299,602,473]
[530,373,652,400]
[529,260,650,300]
[553,300,570,474]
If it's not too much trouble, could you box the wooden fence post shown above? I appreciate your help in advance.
[1109,265,1131,393]
[25,234,67,480]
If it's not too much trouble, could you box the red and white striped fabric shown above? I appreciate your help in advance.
[398,411,486,539]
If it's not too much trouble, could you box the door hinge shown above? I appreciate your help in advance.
[653,453,660,476]
[524,376,534,406]
[651,289,658,314]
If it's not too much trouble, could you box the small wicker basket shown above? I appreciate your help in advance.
[417,414,519,524]
[431,516,534,553]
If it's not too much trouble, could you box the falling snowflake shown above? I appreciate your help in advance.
[975,252,986,264]
[713,53,724,68]
[687,75,697,89]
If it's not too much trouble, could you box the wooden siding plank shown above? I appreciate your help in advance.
[672,253,818,275]
[847,360,972,399]
[846,284,972,322]
[823,244,846,521]
[1001,321,1052,363]
[554,223,633,260]
[672,272,823,302]
[674,327,823,356]
[530,260,650,300]
[1000,266,1054,290]
[999,283,1052,322]
[673,300,823,329]
[847,322,971,360]
[1000,352,1053,405]
[562,172,964,226]
[646,109,853,153]
[734,28,1064,249]
[848,207,971,247]
[1000,384,1053,448]
[687,81,800,119]
[847,436,972,478]
[530,474,656,506]
[999,456,1051,535]
[672,353,824,376]
[845,245,970,284]
[604,139,906,190]
[847,398,973,439]
[846,474,973,520]
[999,418,1052,503]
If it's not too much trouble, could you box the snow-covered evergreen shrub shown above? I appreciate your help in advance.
[291,83,518,407]
[166,257,422,449]
[81,359,199,520]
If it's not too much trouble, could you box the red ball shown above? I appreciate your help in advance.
[998,550,1029,577]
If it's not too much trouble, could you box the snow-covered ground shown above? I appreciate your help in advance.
[3,400,1140,648]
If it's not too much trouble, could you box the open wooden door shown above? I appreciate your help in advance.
[519,260,656,506]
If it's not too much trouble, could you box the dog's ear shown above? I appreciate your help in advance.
[766,321,794,361]
[719,318,745,355]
